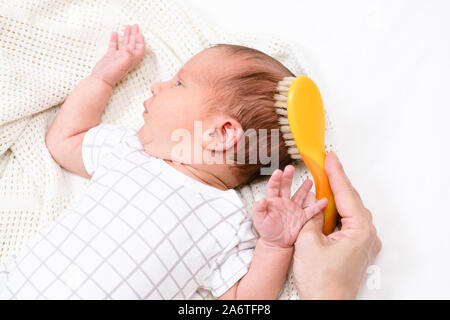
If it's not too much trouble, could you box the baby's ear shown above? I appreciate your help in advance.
[203,118,243,152]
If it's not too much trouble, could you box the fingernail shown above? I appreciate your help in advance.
[284,166,293,174]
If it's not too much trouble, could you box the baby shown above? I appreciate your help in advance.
[0,24,327,299]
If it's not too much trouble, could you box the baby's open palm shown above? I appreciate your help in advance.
[253,165,328,248]
[91,24,145,86]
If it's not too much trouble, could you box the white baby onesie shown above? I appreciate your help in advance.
[0,123,257,300]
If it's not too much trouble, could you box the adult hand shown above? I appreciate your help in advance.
[292,151,382,299]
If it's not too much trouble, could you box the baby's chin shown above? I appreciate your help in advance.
[137,128,164,159]
[137,125,152,148]
[137,125,145,143]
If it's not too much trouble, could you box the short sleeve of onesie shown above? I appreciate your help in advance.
[81,123,135,176]
[200,207,257,298]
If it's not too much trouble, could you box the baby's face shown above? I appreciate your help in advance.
[138,48,239,162]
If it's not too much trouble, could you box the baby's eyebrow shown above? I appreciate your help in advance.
[179,68,199,86]
[179,68,211,87]
[178,68,188,80]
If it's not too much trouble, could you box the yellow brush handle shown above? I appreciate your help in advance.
[286,75,337,235]
[301,154,337,235]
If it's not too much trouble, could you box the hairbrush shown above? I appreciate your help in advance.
[274,76,337,235]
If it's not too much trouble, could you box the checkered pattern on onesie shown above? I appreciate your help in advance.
[0,123,257,299]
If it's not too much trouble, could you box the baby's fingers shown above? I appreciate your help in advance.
[108,32,118,52]
[266,169,283,199]
[129,24,138,50]
[121,25,131,47]
[280,165,295,199]
[134,31,146,59]
[303,197,328,220]
[135,31,145,49]
[292,178,313,206]
[303,191,317,208]
[253,198,268,218]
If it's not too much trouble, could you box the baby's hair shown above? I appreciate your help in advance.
[206,44,296,187]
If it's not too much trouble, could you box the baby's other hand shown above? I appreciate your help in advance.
[253,165,328,249]
[91,24,145,87]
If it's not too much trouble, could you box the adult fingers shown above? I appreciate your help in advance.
[366,233,383,265]
[280,165,295,199]
[324,152,368,224]
[375,236,382,255]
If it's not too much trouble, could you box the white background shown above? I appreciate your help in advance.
[185,0,450,299]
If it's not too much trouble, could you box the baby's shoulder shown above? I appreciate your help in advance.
[108,127,144,156]
[187,187,249,222]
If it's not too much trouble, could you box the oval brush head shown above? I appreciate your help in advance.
[274,75,337,235]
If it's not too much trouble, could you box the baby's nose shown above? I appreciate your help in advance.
[151,82,162,95]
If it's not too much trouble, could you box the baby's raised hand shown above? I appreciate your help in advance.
[253,165,328,248]
[91,24,145,87]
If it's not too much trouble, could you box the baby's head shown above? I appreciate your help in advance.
[139,44,295,187]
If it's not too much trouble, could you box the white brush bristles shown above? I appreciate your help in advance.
[274,76,302,160]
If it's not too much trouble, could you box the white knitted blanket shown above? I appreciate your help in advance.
[0,0,336,300]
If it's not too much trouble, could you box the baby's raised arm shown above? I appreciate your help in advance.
[219,166,328,299]
[45,25,145,178]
